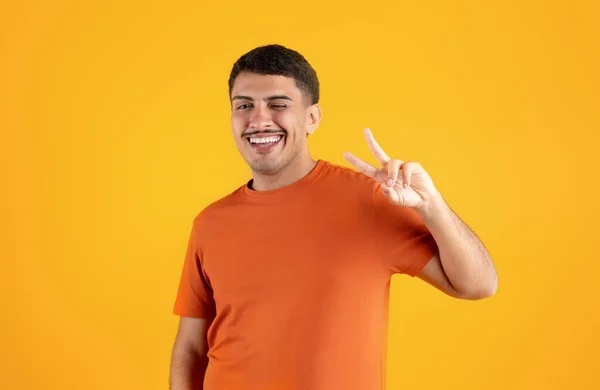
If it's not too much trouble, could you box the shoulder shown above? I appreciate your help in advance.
[321,160,380,191]
[191,185,248,229]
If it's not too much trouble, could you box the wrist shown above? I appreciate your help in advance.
[416,190,445,223]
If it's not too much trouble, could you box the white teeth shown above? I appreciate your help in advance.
[249,136,282,144]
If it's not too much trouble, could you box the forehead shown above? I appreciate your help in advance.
[231,72,302,99]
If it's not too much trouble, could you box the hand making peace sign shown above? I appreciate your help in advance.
[343,128,439,209]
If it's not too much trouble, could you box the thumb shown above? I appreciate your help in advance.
[381,183,402,206]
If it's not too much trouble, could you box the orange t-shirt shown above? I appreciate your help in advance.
[173,160,438,390]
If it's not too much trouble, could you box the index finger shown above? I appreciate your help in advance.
[343,151,378,179]
[363,128,390,165]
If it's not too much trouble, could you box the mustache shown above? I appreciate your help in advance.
[243,129,286,137]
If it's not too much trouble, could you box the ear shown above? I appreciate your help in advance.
[306,104,322,135]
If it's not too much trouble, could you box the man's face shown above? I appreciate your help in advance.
[230,72,320,176]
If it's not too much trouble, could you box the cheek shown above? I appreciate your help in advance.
[273,111,302,131]
[231,115,247,134]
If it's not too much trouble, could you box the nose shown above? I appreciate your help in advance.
[248,105,274,130]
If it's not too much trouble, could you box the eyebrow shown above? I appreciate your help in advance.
[231,95,293,102]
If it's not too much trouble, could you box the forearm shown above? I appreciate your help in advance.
[417,191,498,299]
[169,348,208,390]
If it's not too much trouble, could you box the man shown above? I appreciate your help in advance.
[169,44,498,390]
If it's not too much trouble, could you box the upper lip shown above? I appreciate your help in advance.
[244,132,285,139]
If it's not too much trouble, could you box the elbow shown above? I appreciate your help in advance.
[467,285,497,300]
[462,274,498,300]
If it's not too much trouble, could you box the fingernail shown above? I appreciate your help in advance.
[387,179,394,187]
[403,182,409,189]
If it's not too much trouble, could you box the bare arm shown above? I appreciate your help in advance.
[342,128,497,300]
[416,191,498,300]
[170,317,210,390]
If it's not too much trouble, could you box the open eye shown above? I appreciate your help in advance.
[236,104,252,110]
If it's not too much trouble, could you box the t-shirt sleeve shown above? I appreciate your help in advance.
[173,222,216,318]
[372,186,439,277]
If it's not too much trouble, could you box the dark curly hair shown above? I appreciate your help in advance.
[228,44,320,105]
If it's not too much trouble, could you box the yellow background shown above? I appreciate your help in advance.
[2,1,598,389]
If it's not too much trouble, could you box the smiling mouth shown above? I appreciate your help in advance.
[245,132,285,154]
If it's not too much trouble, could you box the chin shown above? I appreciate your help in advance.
[249,158,285,176]
[241,141,302,176]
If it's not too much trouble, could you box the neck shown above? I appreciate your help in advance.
[250,155,318,191]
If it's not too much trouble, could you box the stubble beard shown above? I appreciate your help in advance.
[248,138,302,176]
